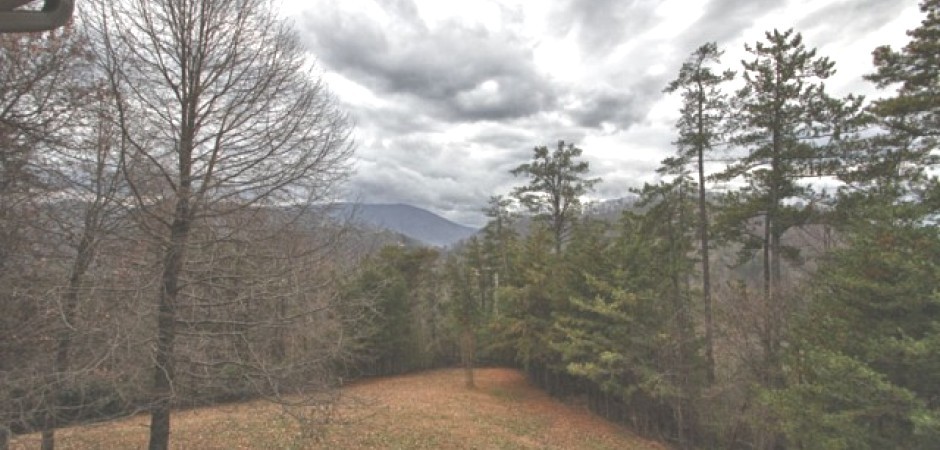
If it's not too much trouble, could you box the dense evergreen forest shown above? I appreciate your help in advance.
[0,0,937,449]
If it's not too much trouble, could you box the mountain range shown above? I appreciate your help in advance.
[336,203,478,248]
[333,197,644,249]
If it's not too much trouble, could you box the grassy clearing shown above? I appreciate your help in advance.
[12,368,668,449]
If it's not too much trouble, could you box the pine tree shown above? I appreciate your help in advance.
[716,29,860,380]
[511,141,599,253]
[495,227,563,382]
[768,6,940,446]
[446,240,485,389]
[482,195,517,288]
[843,0,940,201]
[553,191,702,441]
[767,220,940,449]
[343,246,441,375]
[664,42,733,382]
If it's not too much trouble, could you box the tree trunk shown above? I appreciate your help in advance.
[149,204,192,450]
[460,328,475,389]
[696,93,715,384]
[762,213,772,306]
[42,217,99,450]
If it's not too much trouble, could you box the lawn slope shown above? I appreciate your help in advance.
[12,368,668,449]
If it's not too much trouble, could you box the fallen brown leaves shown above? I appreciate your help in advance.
[12,368,669,449]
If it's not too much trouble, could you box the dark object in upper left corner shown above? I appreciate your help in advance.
[0,0,74,33]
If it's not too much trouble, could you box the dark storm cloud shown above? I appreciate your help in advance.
[299,5,556,123]
[450,75,557,122]
[569,89,640,128]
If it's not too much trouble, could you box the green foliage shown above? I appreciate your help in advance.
[865,0,940,165]
[511,140,600,252]
[342,246,444,375]
[765,349,932,450]
[446,238,485,331]
[551,187,705,441]
[664,42,734,163]
[493,228,564,371]
[771,14,940,446]
[840,0,940,206]
[769,219,940,448]
[717,29,862,292]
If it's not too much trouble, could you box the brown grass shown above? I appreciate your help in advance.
[12,368,668,449]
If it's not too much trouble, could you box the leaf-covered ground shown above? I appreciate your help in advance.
[12,368,668,449]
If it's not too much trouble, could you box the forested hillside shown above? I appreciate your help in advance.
[343,3,940,448]
[334,203,478,247]
[0,1,937,450]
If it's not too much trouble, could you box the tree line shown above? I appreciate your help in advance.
[347,1,940,448]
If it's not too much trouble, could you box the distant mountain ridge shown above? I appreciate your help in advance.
[336,203,478,248]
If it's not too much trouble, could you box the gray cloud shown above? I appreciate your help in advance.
[345,100,442,136]
[566,75,665,129]
[551,0,658,55]
[797,0,912,42]
[300,5,556,123]
[347,132,530,227]
[290,0,900,227]
[569,89,640,128]
[471,125,534,152]
[677,0,784,51]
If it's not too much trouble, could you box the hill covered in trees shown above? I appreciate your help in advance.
[341,3,940,448]
[335,203,478,247]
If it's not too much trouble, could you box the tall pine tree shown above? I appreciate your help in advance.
[511,141,599,253]
[844,0,940,203]
[768,5,940,446]
[716,30,860,381]
[664,42,734,382]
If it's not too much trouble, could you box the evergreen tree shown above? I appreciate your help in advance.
[842,0,940,201]
[716,29,860,380]
[343,246,441,375]
[553,191,701,442]
[481,195,518,294]
[511,141,600,253]
[767,220,940,449]
[768,7,940,447]
[664,42,733,382]
[495,228,564,380]
[446,240,485,388]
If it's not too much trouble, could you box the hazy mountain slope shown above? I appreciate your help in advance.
[337,203,478,248]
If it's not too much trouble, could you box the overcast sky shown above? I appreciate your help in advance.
[280,0,922,227]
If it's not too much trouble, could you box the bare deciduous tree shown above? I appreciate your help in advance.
[88,0,354,448]
[0,25,92,450]
[36,86,131,449]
